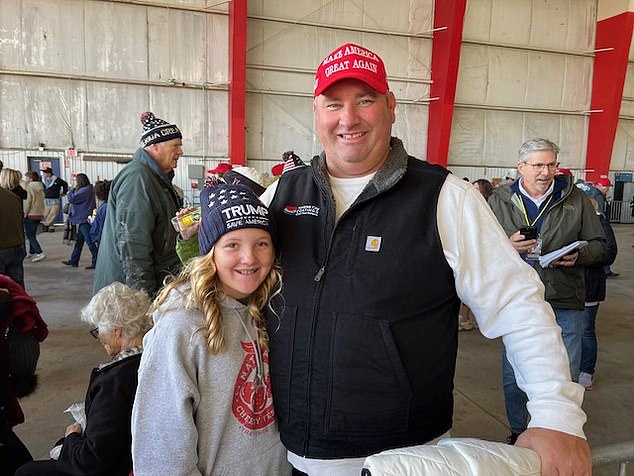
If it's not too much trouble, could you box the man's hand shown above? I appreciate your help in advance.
[549,251,579,268]
[516,427,591,475]
[510,230,537,254]
[174,207,200,240]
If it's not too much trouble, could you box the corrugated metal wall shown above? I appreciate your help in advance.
[245,0,433,166]
[452,0,596,172]
[1,0,632,191]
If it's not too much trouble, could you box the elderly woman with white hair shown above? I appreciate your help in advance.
[15,282,152,476]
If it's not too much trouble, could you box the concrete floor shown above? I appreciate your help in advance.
[12,224,634,473]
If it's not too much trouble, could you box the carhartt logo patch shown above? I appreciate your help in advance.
[365,236,382,252]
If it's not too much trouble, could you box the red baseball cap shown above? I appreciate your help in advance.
[595,177,611,187]
[555,168,572,176]
[208,162,232,175]
[314,43,389,97]
[271,163,284,177]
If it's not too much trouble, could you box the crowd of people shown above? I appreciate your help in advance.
[1,41,626,476]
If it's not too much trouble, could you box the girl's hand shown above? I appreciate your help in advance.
[64,423,82,437]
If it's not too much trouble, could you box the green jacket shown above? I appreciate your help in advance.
[93,148,182,295]
[488,177,606,309]
[175,234,199,264]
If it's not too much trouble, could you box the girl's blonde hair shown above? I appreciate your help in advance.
[153,248,281,354]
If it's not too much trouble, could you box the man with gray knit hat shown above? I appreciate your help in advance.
[93,112,183,295]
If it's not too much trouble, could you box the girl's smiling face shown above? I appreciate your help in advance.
[213,228,274,300]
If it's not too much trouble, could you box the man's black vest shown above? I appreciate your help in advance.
[267,156,460,458]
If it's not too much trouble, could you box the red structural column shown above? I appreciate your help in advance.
[585,11,634,181]
[426,0,467,166]
[228,0,247,166]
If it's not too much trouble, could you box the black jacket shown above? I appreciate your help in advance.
[585,213,618,302]
[17,353,141,476]
[60,354,140,475]
[43,176,68,200]
[267,138,460,458]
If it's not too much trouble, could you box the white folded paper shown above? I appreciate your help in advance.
[539,240,588,268]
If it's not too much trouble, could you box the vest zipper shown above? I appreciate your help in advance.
[302,167,384,455]
[314,266,325,281]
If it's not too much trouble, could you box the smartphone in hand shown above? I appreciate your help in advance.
[519,226,538,241]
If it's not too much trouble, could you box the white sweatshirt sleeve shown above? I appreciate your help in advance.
[437,174,586,438]
[132,308,204,476]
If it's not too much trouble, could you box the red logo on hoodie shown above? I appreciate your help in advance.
[232,341,275,431]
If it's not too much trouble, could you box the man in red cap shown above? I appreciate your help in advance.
[258,43,591,475]
[208,162,232,178]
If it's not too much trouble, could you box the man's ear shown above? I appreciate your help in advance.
[387,91,396,124]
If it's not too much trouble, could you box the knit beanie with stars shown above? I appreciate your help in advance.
[198,182,274,256]
[139,111,182,148]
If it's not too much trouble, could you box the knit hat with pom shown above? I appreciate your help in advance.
[198,180,274,255]
[139,112,182,147]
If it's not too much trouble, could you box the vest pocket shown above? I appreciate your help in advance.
[325,312,412,436]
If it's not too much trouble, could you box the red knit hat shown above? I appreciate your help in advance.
[594,177,611,187]
[314,43,388,97]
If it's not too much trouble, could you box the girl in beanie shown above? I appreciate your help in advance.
[131,182,290,476]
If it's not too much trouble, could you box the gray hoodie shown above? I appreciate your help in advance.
[132,287,290,476]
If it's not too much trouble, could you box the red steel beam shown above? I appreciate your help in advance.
[426,0,467,166]
[585,11,634,181]
[228,0,247,166]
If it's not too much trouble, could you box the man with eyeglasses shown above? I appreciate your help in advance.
[489,138,607,445]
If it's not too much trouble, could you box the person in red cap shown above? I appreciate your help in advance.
[271,163,284,177]
[271,151,306,179]
[208,162,233,178]
[258,44,592,475]
[555,168,573,176]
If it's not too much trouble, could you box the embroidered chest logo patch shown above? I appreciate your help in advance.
[232,341,275,432]
[365,235,382,252]
[283,204,320,216]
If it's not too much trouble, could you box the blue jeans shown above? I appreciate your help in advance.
[69,223,98,266]
[581,304,600,375]
[502,307,583,434]
[23,218,43,254]
[0,245,26,288]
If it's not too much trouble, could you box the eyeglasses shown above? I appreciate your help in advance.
[522,161,559,171]
[89,327,99,339]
